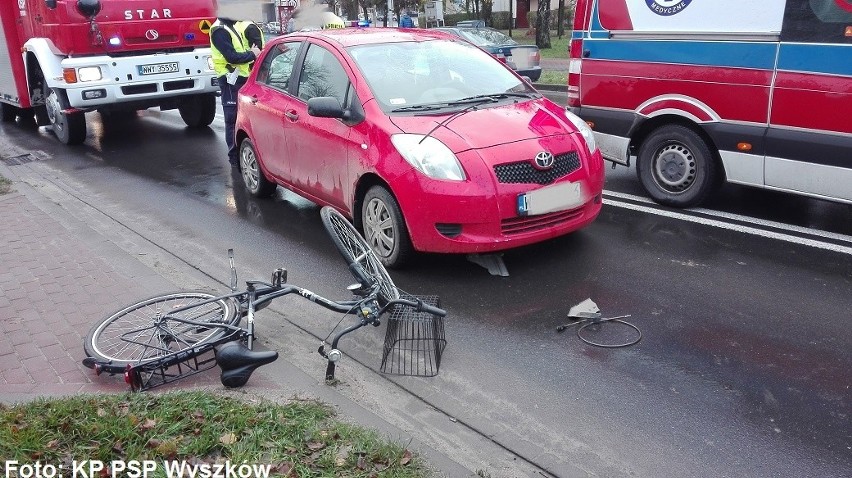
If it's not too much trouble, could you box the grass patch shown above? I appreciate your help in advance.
[537,71,568,86]
[0,175,11,195]
[501,30,570,59]
[0,391,430,477]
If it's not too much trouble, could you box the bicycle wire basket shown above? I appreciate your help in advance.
[380,294,447,377]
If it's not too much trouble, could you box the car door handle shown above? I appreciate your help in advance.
[284,111,298,121]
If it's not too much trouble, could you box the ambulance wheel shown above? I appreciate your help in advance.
[637,125,720,208]
[179,94,217,127]
[45,88,86,145]
[1,103,18,122]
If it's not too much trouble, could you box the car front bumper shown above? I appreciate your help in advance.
[392,150,605,254]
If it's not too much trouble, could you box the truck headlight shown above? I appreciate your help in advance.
[77,66,102,82]
[564,109,597,154]
[391,134,466,181]
[206,56,214,70]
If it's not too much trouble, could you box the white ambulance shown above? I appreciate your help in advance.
[568,0,851,207]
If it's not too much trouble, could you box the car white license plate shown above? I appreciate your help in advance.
[517,181,584,216]
[137,62,179,76]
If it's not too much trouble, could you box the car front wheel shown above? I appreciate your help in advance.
[361,186,413,268]
[239,139,277,198]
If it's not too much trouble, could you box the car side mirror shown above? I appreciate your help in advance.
[308,96,348,119]
[307,96,365,125]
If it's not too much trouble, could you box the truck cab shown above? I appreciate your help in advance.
[0,0,219,144]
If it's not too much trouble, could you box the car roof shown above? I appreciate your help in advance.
[283,27,456,47]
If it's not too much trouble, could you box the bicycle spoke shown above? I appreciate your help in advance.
[320,207,400,305]
[87,292,236,366]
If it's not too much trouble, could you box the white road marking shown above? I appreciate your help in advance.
[603,191,852,255]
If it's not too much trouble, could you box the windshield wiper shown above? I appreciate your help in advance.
[392,96,498,113]
[443,96,500,106]
[391,103,451,113]
[457,92,536,102]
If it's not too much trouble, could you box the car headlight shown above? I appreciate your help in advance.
[564,109,597,154]
[77,66,102,82]
[391,134,466,181]
[206,56,214,70]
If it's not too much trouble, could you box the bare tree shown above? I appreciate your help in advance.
[339,0,360,19]
[557,0,565,38]
[481,0,492,24]
[536,0,551,49]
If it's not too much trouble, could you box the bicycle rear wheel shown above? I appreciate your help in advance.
[84,292,240,371]
[320,206,400,305]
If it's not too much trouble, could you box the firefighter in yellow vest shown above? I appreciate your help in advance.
[210,6,264,168]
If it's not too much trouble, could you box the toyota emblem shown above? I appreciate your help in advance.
[533,151,555,170]
[145,29,159,41]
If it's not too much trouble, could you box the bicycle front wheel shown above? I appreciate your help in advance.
[320,206,400,306]
[84,291,240,370]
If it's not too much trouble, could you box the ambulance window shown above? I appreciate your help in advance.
[257,41,302,92]
[781,0,852,43]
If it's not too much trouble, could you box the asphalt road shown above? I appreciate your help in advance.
[1,108,849,477]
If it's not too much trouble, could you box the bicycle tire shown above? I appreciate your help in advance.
[320,206,400,306]
[84,291,240,371]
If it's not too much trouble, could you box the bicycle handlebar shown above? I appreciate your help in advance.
[382,297,447,317]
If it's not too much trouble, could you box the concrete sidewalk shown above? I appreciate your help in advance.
[0,185,170,397]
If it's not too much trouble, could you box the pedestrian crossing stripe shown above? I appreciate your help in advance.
[199,19,212,34]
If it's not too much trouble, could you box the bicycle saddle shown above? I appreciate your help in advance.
[215,341,278,388]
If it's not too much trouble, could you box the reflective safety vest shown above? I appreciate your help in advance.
[235,21,265,50]
[320,12,345,29]
[293,11,345,31]
[210,20,261,77]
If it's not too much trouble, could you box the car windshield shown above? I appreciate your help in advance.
[457,28,517,47]
[348,39,534,113]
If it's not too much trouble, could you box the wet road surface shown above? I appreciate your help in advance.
[1,110,849,477]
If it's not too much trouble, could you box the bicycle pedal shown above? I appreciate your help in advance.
[81,356,99,369]
[272,268,287,287]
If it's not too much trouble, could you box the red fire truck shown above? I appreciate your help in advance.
[0,0,219,145]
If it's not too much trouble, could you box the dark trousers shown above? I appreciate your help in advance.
[218,75,247,163]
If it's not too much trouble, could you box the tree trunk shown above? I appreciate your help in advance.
[557,0,565,38]
[536,0,551,49]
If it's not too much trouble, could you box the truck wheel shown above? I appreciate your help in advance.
[179,94,217,127]
[636,125,720,208]
[45,88,86,145]
[1,103,18,122]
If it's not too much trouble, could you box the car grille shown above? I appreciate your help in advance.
[494,151,581,185]
[501,208,585,235]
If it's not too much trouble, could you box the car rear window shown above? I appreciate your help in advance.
[458,28,518,47]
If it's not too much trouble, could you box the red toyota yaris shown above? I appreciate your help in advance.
[235,28,604,267]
